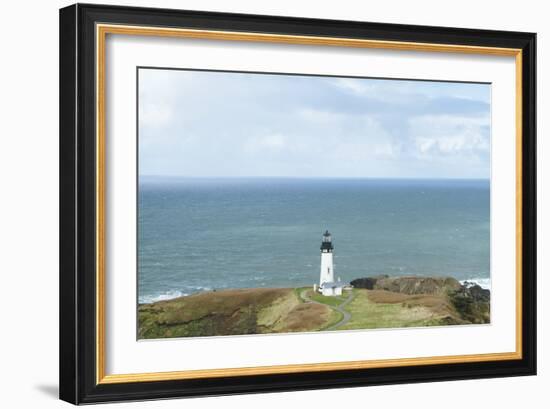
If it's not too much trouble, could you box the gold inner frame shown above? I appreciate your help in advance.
[95,23,523,385]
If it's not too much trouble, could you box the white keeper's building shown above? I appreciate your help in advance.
[317,230,345,296]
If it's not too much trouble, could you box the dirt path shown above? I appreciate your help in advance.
[299,289,355,331]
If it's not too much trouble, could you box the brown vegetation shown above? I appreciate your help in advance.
[138,288,333,339]
[365,289,465,325]
[138,276,490,339]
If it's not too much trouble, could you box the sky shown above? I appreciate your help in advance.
[138,68,491,179]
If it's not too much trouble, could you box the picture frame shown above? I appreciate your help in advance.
[59,3,536,404]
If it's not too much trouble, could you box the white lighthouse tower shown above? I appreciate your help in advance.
[320,230,334,284]
[318,230,344,296]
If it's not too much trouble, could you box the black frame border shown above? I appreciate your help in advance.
[60,3,536,404]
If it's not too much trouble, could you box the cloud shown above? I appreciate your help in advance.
[139,102,174,127]
[374,142,397,159]
[244,134,287,153]
[409,114,490,157]
[331,78,377,96]
[138,68,491,179]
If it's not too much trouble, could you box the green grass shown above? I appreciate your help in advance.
[339,289,437,330]
[294,287,309,302]
[138,288,335,339]
[138,286,471,339]
[320,309,344,330]
[307,290,348,307]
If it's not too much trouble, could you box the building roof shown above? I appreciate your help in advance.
[320,281,346,289]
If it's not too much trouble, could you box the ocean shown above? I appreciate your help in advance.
[138,178,490,304]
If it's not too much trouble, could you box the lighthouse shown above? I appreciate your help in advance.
[320,230,334,284]
[318,230,344,296]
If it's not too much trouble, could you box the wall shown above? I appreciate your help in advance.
[1,0,546,407]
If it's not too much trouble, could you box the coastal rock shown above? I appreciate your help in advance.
[461,282,491,302]
[350,275,389,290]
[448,284,490,323]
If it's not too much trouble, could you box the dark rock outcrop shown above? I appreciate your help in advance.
[350,275,389,290]
[461,282,491,302]
[448,283,490,324]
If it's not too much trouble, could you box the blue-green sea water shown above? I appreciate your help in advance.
[138,178,490,304]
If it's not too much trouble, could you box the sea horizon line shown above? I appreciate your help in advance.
[139,175,490,181]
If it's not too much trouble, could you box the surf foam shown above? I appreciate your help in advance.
[460,277,491,290]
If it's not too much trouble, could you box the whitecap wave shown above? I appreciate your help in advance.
[460,278,491,290]
[139,286,215,304]
[139,290,187,304]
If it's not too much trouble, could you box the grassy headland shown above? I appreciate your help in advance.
[138,287,337,339]
[138,276,490,339]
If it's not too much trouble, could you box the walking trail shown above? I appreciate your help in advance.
[300,288,355,331]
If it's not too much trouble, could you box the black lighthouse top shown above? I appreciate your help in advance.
[320,230,334,251]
